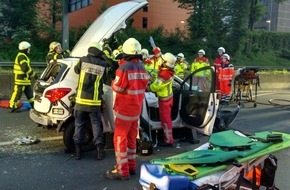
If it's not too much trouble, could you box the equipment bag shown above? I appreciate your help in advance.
[251,155,279,190]
[260,155,278,188]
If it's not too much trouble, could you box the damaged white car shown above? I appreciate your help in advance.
[30,0,235,152]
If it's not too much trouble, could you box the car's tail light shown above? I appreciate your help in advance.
[45,88,71,103]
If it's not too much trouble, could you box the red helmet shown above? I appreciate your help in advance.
[153,47,162,57]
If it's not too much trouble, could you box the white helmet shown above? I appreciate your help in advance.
[198,49,205,55]
[223,53,230,60]
[141,48,149,58]
[177,53,184,59]
[161,53,176,68]
[89,42,103,51]
[19,41,31,50]
[218,47,225,53]
[122,38,141,55]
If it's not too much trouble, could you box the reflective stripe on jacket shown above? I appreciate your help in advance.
[46,50,70,64]
[13,52,34,85]
[149,68,174,101]
[75,55,107,106]
[112,59,149,120]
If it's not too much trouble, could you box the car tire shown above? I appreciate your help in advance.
[63,120,95,153]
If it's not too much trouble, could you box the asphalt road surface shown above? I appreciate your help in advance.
[1,90,290,190]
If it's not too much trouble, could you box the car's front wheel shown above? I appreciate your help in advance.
[63,119,94,153]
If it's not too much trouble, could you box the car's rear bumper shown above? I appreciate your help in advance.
[29,109,53,126]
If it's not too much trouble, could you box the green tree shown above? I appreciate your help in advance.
[0,0,38,41]
[35,0,62,41]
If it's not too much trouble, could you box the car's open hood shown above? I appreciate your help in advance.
[70,0,148,57]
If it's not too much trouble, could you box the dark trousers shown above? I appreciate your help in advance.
[9,84,34,108]
[73,108,103,146]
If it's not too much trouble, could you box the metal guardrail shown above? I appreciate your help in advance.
[0,62,290,71]
[0,62,47,67]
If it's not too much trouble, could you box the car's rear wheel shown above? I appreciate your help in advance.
[63,120,94,153]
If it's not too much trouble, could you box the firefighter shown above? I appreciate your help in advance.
[73,42,107,160]
[106,38,149,180]
[46,41,70,65]
[149,47,162,81]
[141,48,154,73]
[214,47,226,91]
[174,53,188,79]
[8,41,36,113]
[191,49,210,91]
[219,53,234,102]
[148,52,176,147]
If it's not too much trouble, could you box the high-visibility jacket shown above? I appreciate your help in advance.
[149,68,174,101]
[46,50,70,64]
[143,58,154,73]
[219,61,234,81]
[13,51,35,85]
[174,60,188,78]
[219,61,234,96]
[74,51,107,107]
[112,58,149,120]
[191,57,210,77]
[149,56,161,79]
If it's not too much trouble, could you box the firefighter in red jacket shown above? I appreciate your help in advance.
[149,47,162,80]
[214,47,226,91]
[148,52,176,147]
[106,38,149,180]
[219,54,234,102]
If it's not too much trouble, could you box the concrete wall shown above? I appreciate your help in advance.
[1,73,290,99]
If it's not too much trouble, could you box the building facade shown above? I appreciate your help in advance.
[68,0,189,33]
[255,0,290,32]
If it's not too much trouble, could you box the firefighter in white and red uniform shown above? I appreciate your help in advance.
[214,47,226,91]
[148,52,176,147]
[106,38,149,181]
[219,54,234,102]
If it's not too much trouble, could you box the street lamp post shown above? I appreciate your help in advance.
[266,20,271,31]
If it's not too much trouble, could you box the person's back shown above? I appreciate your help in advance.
[73,42,107,161]
[107,38,149,181]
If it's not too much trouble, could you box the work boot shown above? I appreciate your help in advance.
[30,102,34,109]
[157,141,173,147]
[75,145,82,160]
[8,106,20,113]
[105,169,130,181]
[96,144,106,160]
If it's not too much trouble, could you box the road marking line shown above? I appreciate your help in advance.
[0,136,63,146]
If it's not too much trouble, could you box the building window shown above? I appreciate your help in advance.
[70,0,92,12]
[142,17,148,29]
[143,6,148,12]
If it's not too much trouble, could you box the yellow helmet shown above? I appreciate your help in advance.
[49,41,61,51]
